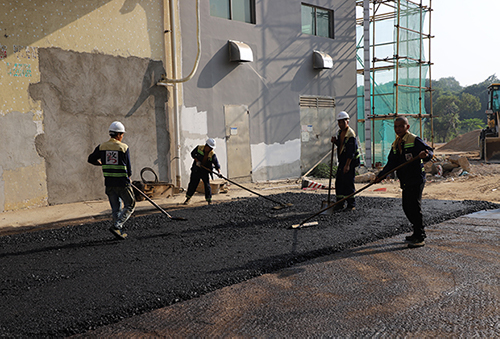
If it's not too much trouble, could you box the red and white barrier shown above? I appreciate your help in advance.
[301,179,326,190]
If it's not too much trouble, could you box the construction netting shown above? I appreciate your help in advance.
[356,0,430,166]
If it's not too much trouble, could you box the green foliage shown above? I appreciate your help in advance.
[310,163,337,179]
[458,93,481,120]
[423,74,500,142]
[433,77,462,93]
[433,95,460,142]
[462,74,500,121]
[458,118,485,134]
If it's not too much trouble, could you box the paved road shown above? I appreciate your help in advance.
[78,210,500,337]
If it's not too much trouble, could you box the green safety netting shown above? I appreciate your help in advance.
[356,0,429,165]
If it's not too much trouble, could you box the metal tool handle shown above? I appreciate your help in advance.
[200,165,286,207]
[296,155,422,227]
[131,182,179,220]
[327,142,336,204]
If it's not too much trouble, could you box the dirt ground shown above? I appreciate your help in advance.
[248,150,500,207]
[359,148,500,204]
[292,131,500,205]
[359,130,500,204]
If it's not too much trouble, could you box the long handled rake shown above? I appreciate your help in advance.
[131,183,187,221]
[200,165,293,210]
[291,155,422,228]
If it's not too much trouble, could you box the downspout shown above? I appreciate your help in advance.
[159,0,201,188]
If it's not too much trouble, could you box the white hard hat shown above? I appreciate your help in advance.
[337,111,349,121]
[109,121,126,133]
[206,138,216,149]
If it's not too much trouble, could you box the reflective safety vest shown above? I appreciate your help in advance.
[336,127,360,167]
[88,138,132,187]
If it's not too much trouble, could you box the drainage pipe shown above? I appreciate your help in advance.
[159,0,201,188]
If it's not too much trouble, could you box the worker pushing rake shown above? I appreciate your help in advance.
[181,138,292,210]
[293,117,434,249]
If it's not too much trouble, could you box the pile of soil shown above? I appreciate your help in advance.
[0,193,497,337]
[437,129,481,152]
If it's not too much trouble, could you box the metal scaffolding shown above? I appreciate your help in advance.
[355,0,433,167]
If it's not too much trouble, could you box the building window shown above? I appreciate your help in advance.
[301,3,334,38]
[210,0,255,24]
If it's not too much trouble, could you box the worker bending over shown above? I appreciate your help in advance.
[331,111,360,211]
[373,117,433,248]
[184,138,221,205]
[88,121,135,240]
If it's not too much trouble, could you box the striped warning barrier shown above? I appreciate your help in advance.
[301,179,326,190]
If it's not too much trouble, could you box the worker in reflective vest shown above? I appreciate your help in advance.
[183,138,221,205]
[88,121,135,240]
[373,117,433,248]
[331,111,360,212]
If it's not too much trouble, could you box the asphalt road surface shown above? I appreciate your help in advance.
[0,193,497,336]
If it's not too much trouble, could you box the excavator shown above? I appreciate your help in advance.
[479,83,500,162]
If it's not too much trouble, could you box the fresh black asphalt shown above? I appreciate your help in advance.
[0,193,497,337]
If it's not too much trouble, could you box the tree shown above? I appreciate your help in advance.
[458,118,485,134]
[462,74,500,121]
[457,92,481,120]
[433,95,460,142]
[433,77,462,93]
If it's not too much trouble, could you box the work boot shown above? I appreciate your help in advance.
[109,227,127,240]
[405,234,418,242]
[183,197,191,205]
[408,238,425,248]
[344,205,356,212]
[332,204,344,212]
[206,199,212,205]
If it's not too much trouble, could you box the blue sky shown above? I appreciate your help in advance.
[432,0,500,86]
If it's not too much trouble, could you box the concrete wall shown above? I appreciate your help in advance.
[30,48,169,205]
[0,0,167,211]
[178,0,357,183]
[0,0,357,211]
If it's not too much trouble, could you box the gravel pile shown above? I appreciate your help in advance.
[0,193,497,336]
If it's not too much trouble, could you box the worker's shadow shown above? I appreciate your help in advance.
[0,239,120,259]
[125,60,171,179]
[312,241,410,265]
[125,60,168,118]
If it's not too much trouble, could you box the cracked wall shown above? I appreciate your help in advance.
[0,0,166,211]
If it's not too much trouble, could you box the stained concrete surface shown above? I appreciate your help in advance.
[0,193,497,337]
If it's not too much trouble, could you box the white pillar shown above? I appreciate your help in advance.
[363,0,372,167]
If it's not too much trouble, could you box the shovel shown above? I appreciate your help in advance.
[292,155,422,228]
[131,183,187,221]
[320,142,336,215]
[200,165,293,210]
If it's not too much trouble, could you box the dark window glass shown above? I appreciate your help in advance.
[232,0,253,23]
[316,8,331,38]
[210,0,255,24]
[301,4,334,39]
[210,0,230,19]
[301,5,315,35]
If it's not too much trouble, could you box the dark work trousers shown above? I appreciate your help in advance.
[335,163,356,208]
[402,182,426,238]
[186,167,212,201]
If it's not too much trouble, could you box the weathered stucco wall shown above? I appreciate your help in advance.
[30,48,169,205]
[0,111,48,211]
[178,0,357,183]
[0,0,166,211]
